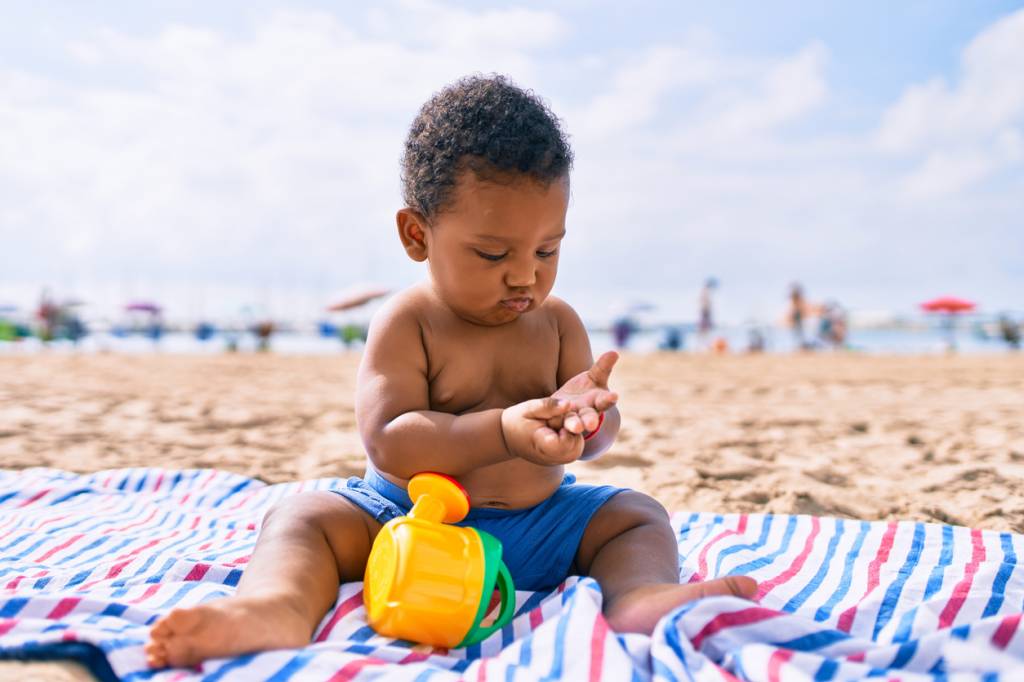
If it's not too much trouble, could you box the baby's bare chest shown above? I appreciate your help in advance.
[424,327,561,414]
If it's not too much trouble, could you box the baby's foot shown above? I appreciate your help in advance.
[144,594,312,669]
[605,576,757,635]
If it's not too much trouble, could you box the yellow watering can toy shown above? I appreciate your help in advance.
[363,472,516,648]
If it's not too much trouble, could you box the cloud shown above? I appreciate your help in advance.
[571,38,827,144]
[0,6,564,296]
[877,8,1024,196]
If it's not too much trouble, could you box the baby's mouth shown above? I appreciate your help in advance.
[500,297,532,313]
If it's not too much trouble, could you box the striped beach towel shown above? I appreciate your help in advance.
[1,468,1022,680]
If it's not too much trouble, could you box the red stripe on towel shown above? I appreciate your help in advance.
[766,648,795,682]
[314,591,365,642]
[689,515,749,583]
[47,598,81,620]
[129,583,162,604]
[992,613,1021,649]
[837,522,897,632]
[758,517,821,598]
[938,528,986,628]
[326,655,390,681]
[184,563,211,581]
[35,533,84,563]
[18,489,51,508]
[588,613,609,681]
[690,606,781,650]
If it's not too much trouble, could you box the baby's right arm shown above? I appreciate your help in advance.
[355,299,579,480]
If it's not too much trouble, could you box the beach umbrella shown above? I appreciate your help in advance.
[627,301,657,315]
[326,287,390,312]
[919,296,976,313]
[125,301,162,314]
[920,296,976,351]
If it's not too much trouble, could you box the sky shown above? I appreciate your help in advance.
[2,1,1023,325]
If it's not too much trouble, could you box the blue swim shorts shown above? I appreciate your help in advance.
[332,467,624,592]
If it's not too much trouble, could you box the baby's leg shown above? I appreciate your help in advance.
[576,491,757,635]
[145,492,380,668]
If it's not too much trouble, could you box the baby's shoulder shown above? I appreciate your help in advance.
[365,286,433,347]
[538,295,586,334]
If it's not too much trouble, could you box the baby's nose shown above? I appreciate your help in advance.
[504,260,537,288]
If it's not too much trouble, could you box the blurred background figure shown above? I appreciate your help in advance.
[34,289,88,346]
[747,327,766,353]
[698,277,717,349]
[252,320,275,352]
[611,315,635,350]
[36,289,59,343]
[788,283,808,350]
[194,321,216,343]
[999,314,1021,350]
[818,301,848,350]
[659,325,684,351]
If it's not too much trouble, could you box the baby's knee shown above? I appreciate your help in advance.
[261,491,364,532]
[613,490,670,525]
[593,491,670,536]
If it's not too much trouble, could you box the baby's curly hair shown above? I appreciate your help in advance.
[401,74,573,219]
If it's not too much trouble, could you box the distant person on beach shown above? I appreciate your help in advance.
[788,282,808,350]
[660,325,683,351]
[818,301,848,350]
[36,289,59,343]
[999,314,1021,350]
[611,315,634,349]
[253,320,274,352]
[747,327,766,353]
[145,74,755,668]
[698,277,717,348]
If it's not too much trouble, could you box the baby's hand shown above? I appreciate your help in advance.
[549,351,619,435]
[501,397,585,465]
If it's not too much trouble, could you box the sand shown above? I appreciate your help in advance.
[2,351,1023,680]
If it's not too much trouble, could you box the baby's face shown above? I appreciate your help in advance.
[424,171,568,326]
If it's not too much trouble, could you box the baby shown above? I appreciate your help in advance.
[146,75,755,668]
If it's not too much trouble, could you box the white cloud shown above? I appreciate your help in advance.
[879,9,1024,152]
[877,8,1024,196]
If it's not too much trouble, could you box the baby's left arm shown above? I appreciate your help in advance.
[550,299,621,459]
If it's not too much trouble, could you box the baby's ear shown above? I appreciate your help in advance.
[396,209,429,262]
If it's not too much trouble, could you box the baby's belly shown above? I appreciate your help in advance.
[458,459,565,509]
[378,459,564,510]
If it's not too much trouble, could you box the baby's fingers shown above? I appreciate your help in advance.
[533,426,582,461]
[567,389,618,414]
[533,426,561,454]
[521,397,570,421]
[594,390,619,412]
[587,351,619,388]
[562,411,585,434]
[578,406,600,433]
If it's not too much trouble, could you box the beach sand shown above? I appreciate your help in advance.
[2,351,1024,680]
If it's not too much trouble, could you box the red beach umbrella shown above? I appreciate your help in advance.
[919,296,976,313]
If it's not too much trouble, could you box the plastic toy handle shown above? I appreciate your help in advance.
[461,561,516,646]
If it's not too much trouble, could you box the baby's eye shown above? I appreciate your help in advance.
[474,249,507,262]
[537,248,558,258]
